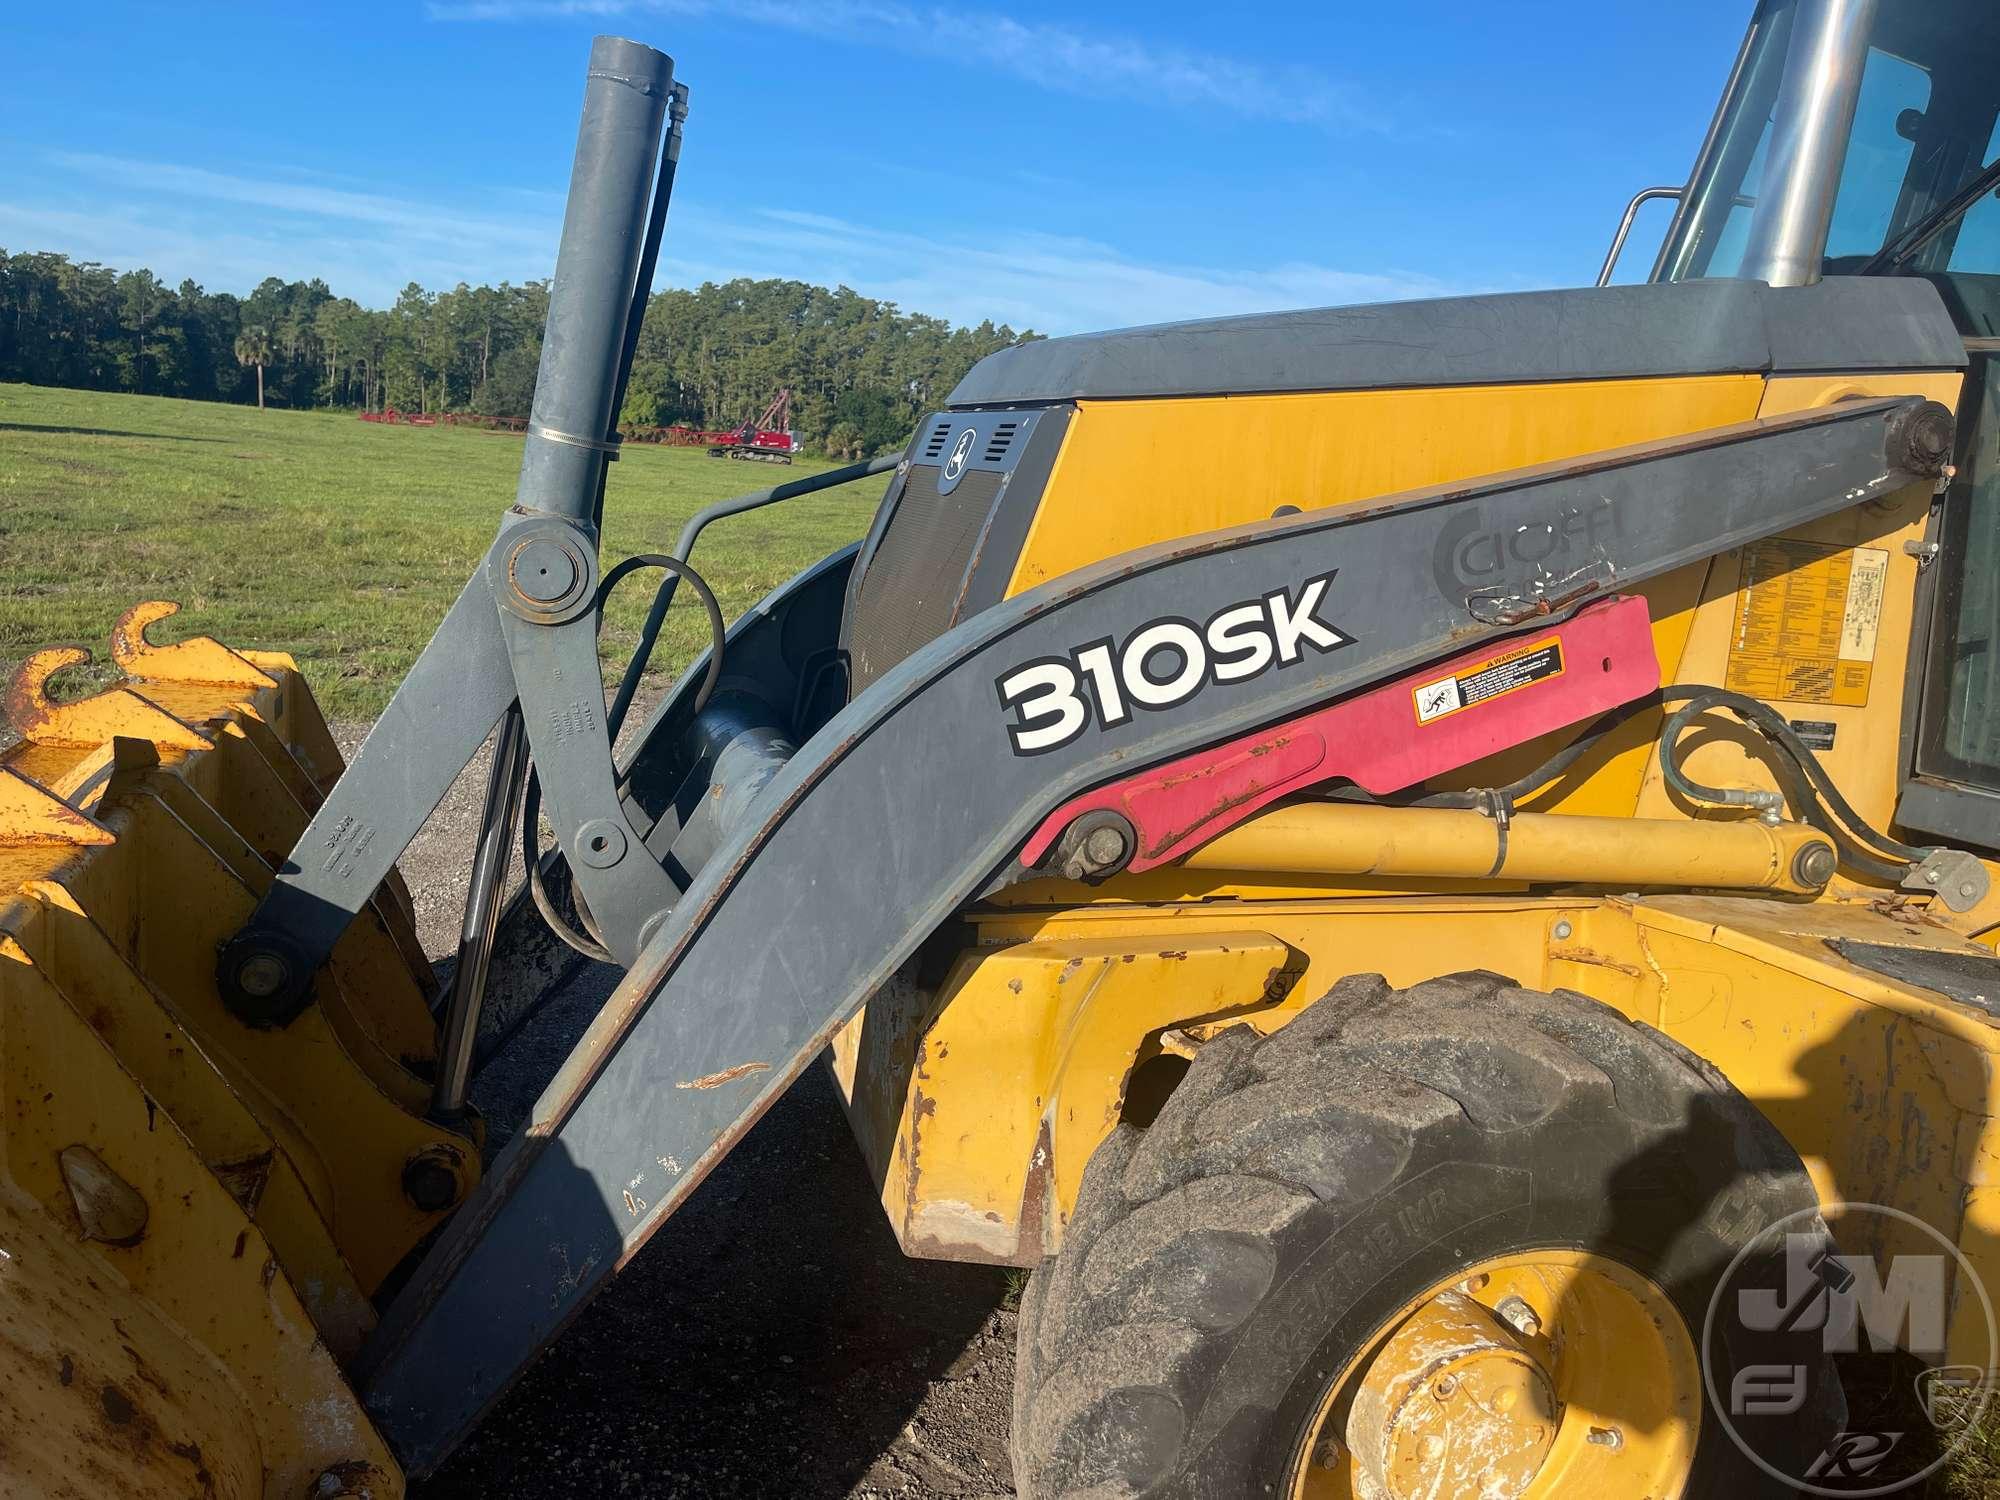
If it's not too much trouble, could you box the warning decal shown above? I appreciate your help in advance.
[1724,538,1889,707]
[1414,637,1564,724]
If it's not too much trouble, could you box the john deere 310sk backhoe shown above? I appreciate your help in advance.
[9,0,2000,1494]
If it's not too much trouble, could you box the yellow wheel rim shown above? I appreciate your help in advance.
[1287,1249,1700,1500]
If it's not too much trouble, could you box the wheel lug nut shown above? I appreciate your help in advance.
[1495,1294,1542,1338]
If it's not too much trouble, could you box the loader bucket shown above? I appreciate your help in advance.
[0,602,472,1498]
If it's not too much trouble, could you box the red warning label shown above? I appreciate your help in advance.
[1413,638,1565,725]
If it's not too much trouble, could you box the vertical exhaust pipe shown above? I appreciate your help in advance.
[514,36,675,526]
[1737,0,1879,287]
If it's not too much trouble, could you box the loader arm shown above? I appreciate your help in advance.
[346,390,1949,1471]
[18,7,2000,1495]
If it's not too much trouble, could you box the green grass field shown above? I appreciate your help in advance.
[0,383,875,723]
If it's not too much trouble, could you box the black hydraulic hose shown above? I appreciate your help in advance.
[1322,696,1659,814]
[1322,682,1929,885]
[519,549,727,961]
[1658,695,1904,880]
[521,770,612,962]
[1654,686,1930,882]
[606,451,901,739]
[1655,686,1930,861]
[598,551,728,724]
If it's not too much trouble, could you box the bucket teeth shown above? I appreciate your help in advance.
[0,765,115,848]
[110,599,283,689]
[2,602,464,1496]
[5,643,212,751]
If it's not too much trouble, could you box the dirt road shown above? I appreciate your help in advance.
[334,723,1020,1498]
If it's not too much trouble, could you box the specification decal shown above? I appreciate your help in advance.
[1725,539,1888,706]
[1413,636,1564,724]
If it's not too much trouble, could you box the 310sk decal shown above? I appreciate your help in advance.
[996,573,1352,754]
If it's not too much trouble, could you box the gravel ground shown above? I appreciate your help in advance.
[330,721,1021,1498]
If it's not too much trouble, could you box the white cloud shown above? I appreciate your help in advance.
[425,0,1372,128]
[1,151,1474,333]
[1,151,561,303]
[46,151,554,255]
[663,204,1469,332]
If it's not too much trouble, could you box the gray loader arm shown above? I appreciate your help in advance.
[354,391,1949,1472]
[202,24,1957,1479]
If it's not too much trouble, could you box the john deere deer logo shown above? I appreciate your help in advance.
[941,427,976,487]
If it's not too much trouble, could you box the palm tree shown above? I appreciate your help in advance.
[234,325,272,410]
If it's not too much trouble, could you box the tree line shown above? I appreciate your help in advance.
[0,250,1034,456]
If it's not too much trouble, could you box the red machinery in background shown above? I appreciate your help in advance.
[620,388,799,460]
[701,387,798,463]
[360,389,798,464]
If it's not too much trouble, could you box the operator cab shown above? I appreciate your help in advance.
[1653,0,2000,845]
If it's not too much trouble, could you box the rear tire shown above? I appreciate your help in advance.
[1010,971,1840,1498]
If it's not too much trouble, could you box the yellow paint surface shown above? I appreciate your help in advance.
[1004,374,1764,594]
[1635,371,1966,837]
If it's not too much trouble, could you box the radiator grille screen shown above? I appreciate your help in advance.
[847,465,1004,693]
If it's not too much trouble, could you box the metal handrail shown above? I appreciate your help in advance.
[1597,187,1684,286]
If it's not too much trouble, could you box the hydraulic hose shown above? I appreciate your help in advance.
[522,551,727,962]
[1326,683,1934,887]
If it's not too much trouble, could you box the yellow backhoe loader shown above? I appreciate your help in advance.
[8,0,2000,1494]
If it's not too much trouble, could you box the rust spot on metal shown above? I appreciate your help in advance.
[1015,1119,1055,1260]
[1548,945,1644,978]
[1141,774,1284,860]
[1057,958,1083,984]
[169,1441,216,1498]
[674,1061,770,1090]
[902,1038,938,1237]
[1159,949,1188,960]
[124,1344,170,1399]
[98,1384,136,1426]
[230,1230,247,1260]
[1006,977,1023,994]
[3,646,89,737]
[107,603,160,670]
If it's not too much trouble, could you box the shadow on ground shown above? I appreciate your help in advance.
[0,420,222,441]
[415,1055,1016,1499]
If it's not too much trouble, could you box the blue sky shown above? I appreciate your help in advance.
[2,2,1755,335]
